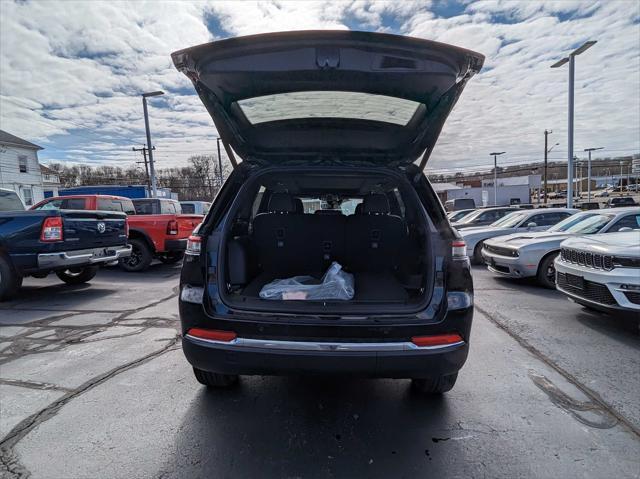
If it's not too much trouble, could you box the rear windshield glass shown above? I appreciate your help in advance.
[133,200,154,215]
[238,91,420,126]
[181,203,195,214]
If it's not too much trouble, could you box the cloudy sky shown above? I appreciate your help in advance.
[1,0,639,174]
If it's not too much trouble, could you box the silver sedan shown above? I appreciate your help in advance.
[481,207,640,288]
[460,208,577,264]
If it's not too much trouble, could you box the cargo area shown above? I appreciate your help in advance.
[215,169,435,314]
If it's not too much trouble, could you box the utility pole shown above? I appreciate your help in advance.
[584,147,603,202]
[141,91,164,198]
[551,40,597,208]
[490,152,505,206]
[132,146,154,195]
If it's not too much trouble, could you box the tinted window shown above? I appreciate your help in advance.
[134,200,155,215]
[181,203,195,214]
[528,212,571,227]
[62,198,87,209]
[607,214,640,232]
[97,199,123,212]
[160,201,178,214]
[121,199,136,215]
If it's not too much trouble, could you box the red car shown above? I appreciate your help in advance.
[31,195,202,271]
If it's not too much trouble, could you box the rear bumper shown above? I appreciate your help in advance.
[38,245,132,269]
[165,239,187,251]
[182,334,469,379]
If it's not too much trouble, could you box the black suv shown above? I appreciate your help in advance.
[174,31,483,394]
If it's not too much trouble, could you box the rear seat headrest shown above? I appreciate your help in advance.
[294,198,304,214]
[354,203,363,215]
[268,193,296,213]
[363,194,390,214]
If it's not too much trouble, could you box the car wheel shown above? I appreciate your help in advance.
[0,255,22,301]
[537,253,558,289]
[193,368,239,388]
[119,238,153,272]
[55,265,99,284]
[158,251,184,264]
[411,373,458,394]
[472,242,485,265]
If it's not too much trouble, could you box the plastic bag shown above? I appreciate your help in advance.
[259,262,355,301]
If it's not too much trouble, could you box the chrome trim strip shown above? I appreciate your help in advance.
[38,245,132,269]
[185,335,465,352]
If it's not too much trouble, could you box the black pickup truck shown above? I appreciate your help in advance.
[0,209,132,300]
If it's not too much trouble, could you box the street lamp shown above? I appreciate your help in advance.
[551,40,597,208]
[490,152,505,205]
[142,90,165,197]
[584,147,603,202]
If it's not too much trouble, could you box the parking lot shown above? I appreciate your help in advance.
[0,262,638,478]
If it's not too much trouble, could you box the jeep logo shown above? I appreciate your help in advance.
[96,222,106,233]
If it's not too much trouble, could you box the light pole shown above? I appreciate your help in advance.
[543,130,559,204]
[490,152,505,206]
[216,138,224,187]
[551,40,597,208]
[620,160,624,194]
[142,91,164,197]
[584,147,603,202]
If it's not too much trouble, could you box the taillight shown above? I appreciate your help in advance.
[40,216,63,242]
[452,240,467,258]
[167,220,178,235]
[186,235,201,255]
[411,333,464,348]
[187,328,236,342]
[124,217,130,237]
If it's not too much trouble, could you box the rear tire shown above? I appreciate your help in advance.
[193,368,239,388]
[159,251,184,264]
[55,265,99,284]
[537,253,558,289]
[119,238,153,272]
[0,255,22,301]
[411,373,458,394]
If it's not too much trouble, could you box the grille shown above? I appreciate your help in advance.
[557,273,617,305]
[484,244,519,257]
[624,291,640,305]
[560,248,613,271]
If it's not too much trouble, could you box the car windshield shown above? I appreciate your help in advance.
[549,213,614,234]
[491,212,527,228]
[449,210,474,222]
[456,209,485,223]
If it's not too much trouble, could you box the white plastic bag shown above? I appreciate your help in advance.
[259,262,355,301]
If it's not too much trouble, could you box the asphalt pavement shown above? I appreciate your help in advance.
[0,263,638,479]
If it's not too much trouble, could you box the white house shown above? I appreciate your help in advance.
[0,130,45,206]
[40,164,61,198]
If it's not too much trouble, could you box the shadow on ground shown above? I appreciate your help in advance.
[163,375,463,478]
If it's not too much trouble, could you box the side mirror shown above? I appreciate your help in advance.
[526,222,537,229]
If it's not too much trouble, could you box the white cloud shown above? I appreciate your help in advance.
[0,0,638,173]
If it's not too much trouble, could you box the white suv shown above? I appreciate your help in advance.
[555,231,640,316]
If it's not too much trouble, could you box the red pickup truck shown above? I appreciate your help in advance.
[31,195,202,271]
